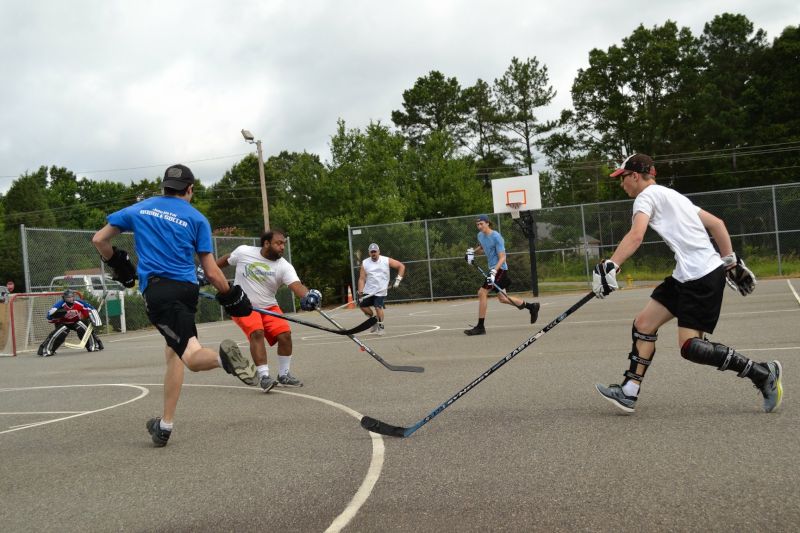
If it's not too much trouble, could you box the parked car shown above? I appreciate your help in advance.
[48,275,127,299]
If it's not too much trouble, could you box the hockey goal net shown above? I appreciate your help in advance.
[0,292,64,356]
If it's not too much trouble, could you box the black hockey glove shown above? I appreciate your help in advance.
[216,285,252,317]
[103,247,136,288]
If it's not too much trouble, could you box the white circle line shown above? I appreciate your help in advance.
[0,384,149,435]
[134,383,384,533]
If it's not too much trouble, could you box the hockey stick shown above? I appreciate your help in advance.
[474,264,513,299]
[64,291,108,349]
[316,308,424,373]
[199,292,377,336]
[360,291,596,438]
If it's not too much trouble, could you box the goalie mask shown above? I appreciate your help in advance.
[63,289,76,304]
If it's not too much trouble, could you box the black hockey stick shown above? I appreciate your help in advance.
[317,308,424,373]
[360,291,596,438]
[199,292,377,336]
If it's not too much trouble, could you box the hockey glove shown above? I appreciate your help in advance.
[216,285,252,317]
[393,276,403,289]
[103,247,136,288]
[723,253,756,296]
[592,260,620,298]
[465,248,475,265]
[486,268,497,287]
[300,289,322,311]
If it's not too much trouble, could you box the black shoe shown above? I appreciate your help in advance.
[146,417,172,447]
[464,325,486,336]
[527,302,540,324]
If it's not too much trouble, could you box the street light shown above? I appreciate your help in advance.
[241,128,269,231]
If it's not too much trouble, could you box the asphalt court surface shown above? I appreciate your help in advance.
[2,279,799,532]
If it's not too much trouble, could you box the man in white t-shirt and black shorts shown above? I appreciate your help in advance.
[358,243,405,335]
[217,229,321,392]
[592,153,782,414]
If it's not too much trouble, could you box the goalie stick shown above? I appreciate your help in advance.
[360,291,596,438]
[316,308,424,373]
[65,291,109,350]
[199,292,377,336]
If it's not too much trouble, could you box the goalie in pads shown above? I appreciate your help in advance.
[38,289,104,356]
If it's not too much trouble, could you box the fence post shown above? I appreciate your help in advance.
[21,224,30,292]
[424,219,434,302]
[580,204,591,284]
[772,185,782,276]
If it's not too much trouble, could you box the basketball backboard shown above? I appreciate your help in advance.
[491,174,542,214]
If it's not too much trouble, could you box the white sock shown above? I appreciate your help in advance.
[256,364,269,378]
[278,356,291,376]
[622,381,640,397]
[159,420,173,431]
[217,356,223,368]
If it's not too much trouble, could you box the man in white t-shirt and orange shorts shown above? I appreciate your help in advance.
[217,229,321,392]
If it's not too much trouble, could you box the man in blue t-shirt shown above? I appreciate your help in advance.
[463,214,540,335]
[92,164,257,447]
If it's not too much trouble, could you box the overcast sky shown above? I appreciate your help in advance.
[1,0,797,192]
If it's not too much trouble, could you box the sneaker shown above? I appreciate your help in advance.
[259,374,276,393]
[527,302,540,324]
[277,373,303,387]
[595,383,637,413]
[376,323,385,336]
[219,340,258,386]
[369,322,379,333]
[464,325,486,336]
[146,417,171,447]
[758,360,783,413]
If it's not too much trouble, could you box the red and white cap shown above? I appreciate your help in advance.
[609,153,656,178]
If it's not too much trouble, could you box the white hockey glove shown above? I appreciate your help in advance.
[592,260,620,298]
[465,248,475,265]
[722,253,756,296]
[486,268,497,287]
[393,276,402,289]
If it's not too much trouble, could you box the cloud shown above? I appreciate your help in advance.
[1,0,797,191]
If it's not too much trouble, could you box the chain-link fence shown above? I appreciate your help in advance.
[20,228,295,332]
[349,183,800,302]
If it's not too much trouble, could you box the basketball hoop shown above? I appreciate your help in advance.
[507,202,522,219]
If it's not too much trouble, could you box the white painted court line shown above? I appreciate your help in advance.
[787,279,800,305]
[0,384,149,435]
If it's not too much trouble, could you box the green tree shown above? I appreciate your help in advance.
[494,56,557,175]
[463,78,514,184]
[391,70,470,146]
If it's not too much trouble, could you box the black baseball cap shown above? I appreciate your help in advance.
[162,164,195,189]
[609,154,656,178]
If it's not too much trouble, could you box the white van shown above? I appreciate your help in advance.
[48,275,126,299]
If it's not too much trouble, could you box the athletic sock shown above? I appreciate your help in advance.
[278,355,291,376]
[516,301,527,310]
[256,364,269,378]
[217,356,223,368]
[622,381,640,397]
[477,318,485,328]
[159,420,173,431]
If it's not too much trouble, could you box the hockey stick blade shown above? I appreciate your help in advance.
[317,309,424,373]
[199,292,376,336]
[360,291,596,438]
[360,416,410,438]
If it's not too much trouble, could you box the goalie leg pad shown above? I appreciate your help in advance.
[624,323,657,383]
[46,326,70,354]
[681,338,770,382]
[89,309,102,327]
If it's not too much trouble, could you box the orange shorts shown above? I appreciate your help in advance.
[231,305,291,346]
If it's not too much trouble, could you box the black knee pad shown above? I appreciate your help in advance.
[681,337,758,378]
[625,323,657,382]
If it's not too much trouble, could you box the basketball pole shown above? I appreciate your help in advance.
[514,211,539,297]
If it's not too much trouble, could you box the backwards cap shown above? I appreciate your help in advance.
[609,154,656,178]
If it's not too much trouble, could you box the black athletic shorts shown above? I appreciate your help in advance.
[649,265,726,333]
[482,268,512,291]
[143,276,199,357]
